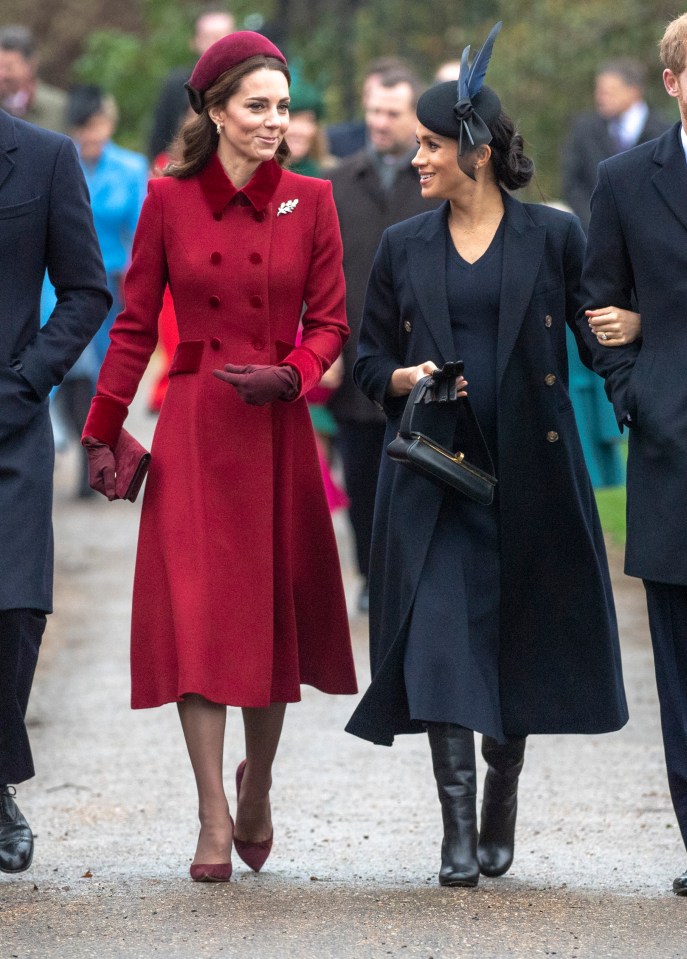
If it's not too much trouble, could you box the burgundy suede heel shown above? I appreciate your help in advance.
[190,861,233,882]
[233,759,273,872]
[189,816,234,882]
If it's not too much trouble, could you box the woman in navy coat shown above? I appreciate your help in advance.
[345,25,628,888]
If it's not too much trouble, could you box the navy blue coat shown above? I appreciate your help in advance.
[0,110,110,612]
[579,123,687,586]
[345,194,628,745]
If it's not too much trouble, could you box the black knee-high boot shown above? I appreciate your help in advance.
[426,722,479,887]
[477,735,526,877]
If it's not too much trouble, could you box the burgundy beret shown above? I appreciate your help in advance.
[185,31,287,113]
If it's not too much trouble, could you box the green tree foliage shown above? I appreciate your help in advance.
[73,0,196,150]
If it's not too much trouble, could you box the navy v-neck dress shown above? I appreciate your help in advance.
[403,221,505,741]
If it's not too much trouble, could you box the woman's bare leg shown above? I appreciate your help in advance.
[235,703,287,843]
[178,694,233,864]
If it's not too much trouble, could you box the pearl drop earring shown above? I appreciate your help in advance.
[215,121,222,136]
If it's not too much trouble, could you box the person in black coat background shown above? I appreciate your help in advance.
[579,13,687,897]
[562,57,669,232]
[0,109,111,873]
[346,23,629,889]
[327,67,440,612]
[147,8,235,159]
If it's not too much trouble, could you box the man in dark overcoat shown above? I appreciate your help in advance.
[578,13,687,895]
[562,56,669,232]
[327,67,439,612]
[0,107,111,873]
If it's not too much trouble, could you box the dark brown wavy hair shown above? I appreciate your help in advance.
[166,55,291,179]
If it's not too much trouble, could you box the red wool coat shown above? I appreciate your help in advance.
[84,154,357,709]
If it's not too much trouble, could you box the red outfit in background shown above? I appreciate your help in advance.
[84,155,357,708]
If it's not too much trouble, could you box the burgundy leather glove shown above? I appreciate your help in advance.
[212,363,300,406]
[82,436,117,500]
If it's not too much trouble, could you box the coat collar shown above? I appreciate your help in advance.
[0,110,17,192]
[404,192,546,386]
[651,122,687,233]
[197,152,283,214]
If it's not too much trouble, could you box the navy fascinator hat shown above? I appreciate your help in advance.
[417,22,503,176]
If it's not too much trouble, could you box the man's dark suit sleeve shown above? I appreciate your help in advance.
[0,137,111,443]
[577,160,641,429]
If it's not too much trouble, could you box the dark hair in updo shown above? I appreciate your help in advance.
[487,111,534,191]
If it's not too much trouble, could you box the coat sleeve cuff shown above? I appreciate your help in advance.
[82,395,129,448]
[278,347,322,398]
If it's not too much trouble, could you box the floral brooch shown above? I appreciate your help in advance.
[277,199,299,216]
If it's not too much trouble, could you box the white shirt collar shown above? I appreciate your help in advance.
[681,125,687,165]
[617,100,649,145]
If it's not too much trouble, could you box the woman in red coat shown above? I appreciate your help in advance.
[82,32,357,881]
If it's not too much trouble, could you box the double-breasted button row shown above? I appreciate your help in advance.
[249,294,263,308]
[544,314,553,328]
[211,251,222,265]
[209,295,220,308]
[249,252,262,265]
[403,320,412,333]
[210,337,221,351]
[252,338,266,351]
[546,430,559,443]
[544,373,557,386]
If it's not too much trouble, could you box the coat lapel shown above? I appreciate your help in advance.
[0,110,17,192]
[405,203,455,363]
[651,123,687,234]
[496,193,546,387]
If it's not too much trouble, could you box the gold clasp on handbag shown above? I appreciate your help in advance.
[417,435,465,464]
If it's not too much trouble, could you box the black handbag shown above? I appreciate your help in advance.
[386,370,497,505]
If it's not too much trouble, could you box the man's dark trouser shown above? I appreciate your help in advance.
[0,609,46,785]
[335,420,385,581]
[644,581,687,849]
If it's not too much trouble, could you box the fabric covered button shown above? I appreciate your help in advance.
[403,320,412,333]
[253,210,265,222]
[213,211,223,221]
[250,295,263,308]
[252,338,266,351]
[544,373,556,386]
[544,314,553,328]
[209,295,220,308]
[546,430,559,443]
[210,251,222,265]
[249,252,262,264]
[210,337,221,350]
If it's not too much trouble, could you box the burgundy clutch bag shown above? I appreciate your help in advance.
[114,429,151,502]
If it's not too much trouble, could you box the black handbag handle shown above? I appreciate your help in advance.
[399,375,496,478]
